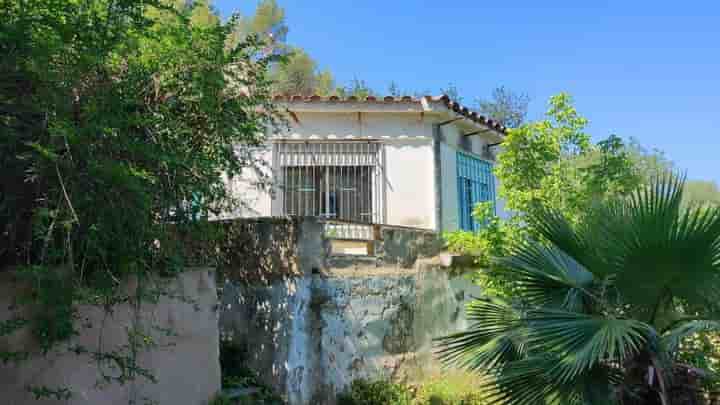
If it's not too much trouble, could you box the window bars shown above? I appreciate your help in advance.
[272,141,387,225]
[457,151,496,232]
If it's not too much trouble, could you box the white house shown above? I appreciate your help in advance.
[229,94,506,233]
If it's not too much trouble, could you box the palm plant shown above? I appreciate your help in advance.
[438,176,720,405]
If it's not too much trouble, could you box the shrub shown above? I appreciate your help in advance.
[337,379,412,405]
[413,372,489,405]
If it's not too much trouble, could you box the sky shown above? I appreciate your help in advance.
[215,1,719,183]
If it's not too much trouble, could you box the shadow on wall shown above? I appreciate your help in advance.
[219,276,316,404]
[179,217,309,285]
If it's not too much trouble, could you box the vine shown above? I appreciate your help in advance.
[1,0,280,402]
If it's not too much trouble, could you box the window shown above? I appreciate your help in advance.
[457,151,495,231]
[273,141,385,224]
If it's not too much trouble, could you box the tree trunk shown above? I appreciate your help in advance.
[620,356,704,405]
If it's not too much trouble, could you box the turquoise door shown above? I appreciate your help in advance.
[457,151,495,231]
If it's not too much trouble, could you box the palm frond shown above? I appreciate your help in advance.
[480,357,618,405]
[529,205,605,280]
[593,175,720,324]
[496,239,597,311]
[435,298,525,371]
[524,309,652,384]
[439,175,720,405]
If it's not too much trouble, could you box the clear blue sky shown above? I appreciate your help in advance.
[216,1,719,183]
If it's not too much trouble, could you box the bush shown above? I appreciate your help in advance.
[413,372,489,405]
[337,379,412,405]
[219,341,285,404]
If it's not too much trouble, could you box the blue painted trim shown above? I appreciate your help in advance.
[456,151,495,231]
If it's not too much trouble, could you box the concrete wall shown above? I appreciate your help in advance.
[218,218,478,405]
[220,263,479,405]
[0,269,221,405]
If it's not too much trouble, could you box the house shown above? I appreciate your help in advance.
[228,94,506,235]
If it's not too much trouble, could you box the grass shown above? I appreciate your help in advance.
[412,371,490,405]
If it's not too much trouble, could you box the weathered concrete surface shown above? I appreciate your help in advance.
[220,261,480,404]
[0,269,221,405]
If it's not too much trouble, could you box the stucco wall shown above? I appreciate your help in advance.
[226,112,439,230]
[220,263,480,405]
[384,139,435,229]
[225,110,505,230]
[0,269,221,405]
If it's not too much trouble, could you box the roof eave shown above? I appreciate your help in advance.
[272,94,507,138]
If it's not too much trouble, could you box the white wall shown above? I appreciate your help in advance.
[227,111,437,230]
[225,110,506,230]
[384,139,435,229]
[283,112,437,229]
[219,146,273,219]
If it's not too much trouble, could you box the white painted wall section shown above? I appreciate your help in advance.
[384,140,435,229]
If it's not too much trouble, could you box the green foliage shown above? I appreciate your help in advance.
[339,78,375,99]
[316,70,336,96]
[219,341,285,404]
[0,0,279,398]
[444,202,520,297]
[337,379,413,405]
[27,385,73,401]
[444,94,673,300]
[438,176,720,404]
[233,0,340,97]
[243,0,288,46]
[272,47,319,96]
[414,372,490,405]
[497,93,593,218]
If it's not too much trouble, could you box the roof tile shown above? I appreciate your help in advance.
[272,93,506,134]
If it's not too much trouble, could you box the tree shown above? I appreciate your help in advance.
[247,0,288,44]
[446,94,673,298]
[272,47,318,95]
[231,0,288,53]
[232,0,339,96]
[496,93,596,220]
[439,176,720,405]
[315,69,336,96]
[0,0,279,396]
[341,78,374,98]
[478,86,530,128]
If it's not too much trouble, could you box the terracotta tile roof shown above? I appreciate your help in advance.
[271,94,507,134]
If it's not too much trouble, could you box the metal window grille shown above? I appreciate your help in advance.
[272,141,386,225]
[457,151,495,231]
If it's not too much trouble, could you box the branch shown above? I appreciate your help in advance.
[55,163,79,224]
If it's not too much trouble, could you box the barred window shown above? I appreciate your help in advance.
[272,141,386,224]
